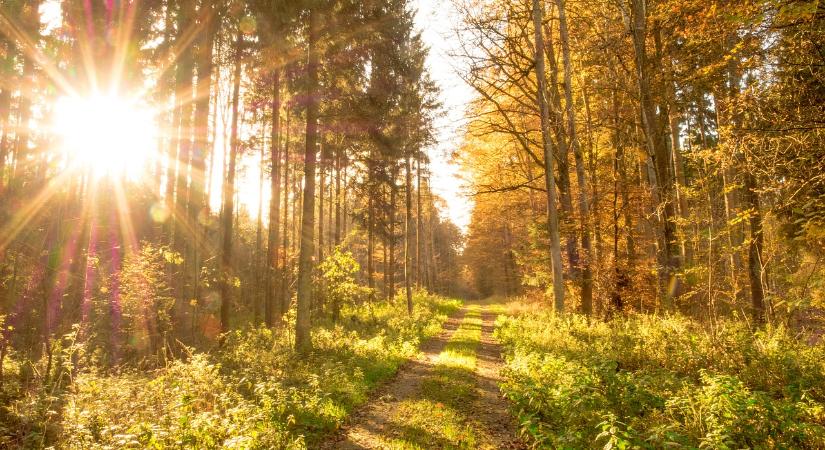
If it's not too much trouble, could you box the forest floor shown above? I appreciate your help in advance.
[321,300,524,449]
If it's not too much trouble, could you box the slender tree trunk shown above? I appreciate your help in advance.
[533,0,565,311]
[10,0,39,187]
[416,158,423,288]
[389,168,397,298]
[254,125,265,324]
[266,71,282,326]
[190,0,215,308]
[318,143,325,264]
[745,169,765,321]
[219,31,243,335]
[404,156,413,314]
[367,174,375,296]
[556,0,593,315]
[630,0,679,307]
[281,106,291,315]
[334,147,342,245]
[295,8,319,352]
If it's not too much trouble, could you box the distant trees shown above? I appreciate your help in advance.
[0,0,460,369]
[457,0,825,322]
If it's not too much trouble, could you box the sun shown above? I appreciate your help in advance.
[53,93,158,177]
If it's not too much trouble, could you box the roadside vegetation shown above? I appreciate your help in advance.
[0,292,460,448]
[496,301,825,448]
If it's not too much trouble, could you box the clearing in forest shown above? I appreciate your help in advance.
[322,301,524,449]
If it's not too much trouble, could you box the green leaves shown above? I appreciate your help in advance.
[496,311,825,448]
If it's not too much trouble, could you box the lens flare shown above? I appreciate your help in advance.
[53,93,158,177]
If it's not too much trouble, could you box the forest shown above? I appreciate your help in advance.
[0,0,823,448]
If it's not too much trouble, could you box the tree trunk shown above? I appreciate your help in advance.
[532,0,565,311]
[404,155,413,315]
[556,0,593,315]
[318,143,325,264]
[630,0,679,308]
[745,170,765,322]
[266,71,282,326]
[389,167,397,298]
[416,158,423,287]
[295,8,319,352]
[190,0,215,308]
[334,146,342,246]
[254,125,265,324]
[281,105,292,315]
[219,31,243,335]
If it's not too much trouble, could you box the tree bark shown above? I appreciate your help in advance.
[404,155,413,314]
[630,0,680,308]
[556,0,593,315]
[266,71,282,326]
[219,31,243,335]
[532,0,565,311]
[295,8,320,352]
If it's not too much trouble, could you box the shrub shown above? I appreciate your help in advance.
[496,310,825,448]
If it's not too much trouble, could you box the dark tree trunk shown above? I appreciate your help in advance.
[219,31,243,335]
[295,8,320,352]
[266,71,282,326]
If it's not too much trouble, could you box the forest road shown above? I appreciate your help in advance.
[320,300,524,449]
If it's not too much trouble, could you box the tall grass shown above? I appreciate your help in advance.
[1,293,461,449]
[496,307,825,448]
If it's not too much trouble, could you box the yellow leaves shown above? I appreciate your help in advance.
[162,249,184,265]
[777,1,818,24]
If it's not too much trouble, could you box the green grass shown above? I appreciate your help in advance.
[0,292,462,449]
[387,305,486,449]
[495,306,825,449]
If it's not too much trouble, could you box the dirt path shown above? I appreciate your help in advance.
[321,301,523,449]
[475,307,524,449]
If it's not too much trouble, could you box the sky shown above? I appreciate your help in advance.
[413,0,475,232]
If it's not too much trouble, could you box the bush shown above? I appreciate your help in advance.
[5,292,461,448]
[496,310,825,448]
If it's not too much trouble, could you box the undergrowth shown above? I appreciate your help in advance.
[0,293,461,449]
[496,307,825,449]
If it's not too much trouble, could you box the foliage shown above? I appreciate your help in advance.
[496,305,825,448]
[317,248,371,320]
[0,293,461,448]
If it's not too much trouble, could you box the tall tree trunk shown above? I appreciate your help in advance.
[281,105,291,315]
[532,0,565,311]
[404,155,413,315]
[389,168,397,298]
[745,166,765,322]
[630,0,679,308]
[556,0,593,315]
[266,71,282,326]
[367,171,375,296]
[543,20,579,278]
[219,31,243,335]
[416,158,423,288]
[295,8,319,352]
[10,0,39,187]
[334,146,342,245]
[175,0,196,256]
[190,0,215,308]
[318,143,325,264]
[254,124,265,324]
[0,39,13,191]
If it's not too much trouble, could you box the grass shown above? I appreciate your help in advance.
[0,293,462,449]
[495,301,825,448]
